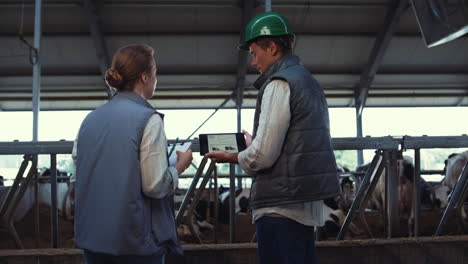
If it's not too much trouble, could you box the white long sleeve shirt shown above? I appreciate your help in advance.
[72,114,179,199]
[238,79,325,227]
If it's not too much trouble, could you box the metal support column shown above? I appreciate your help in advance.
[32,0,42,142]
[31,4,43,248]
[50,154,59,248]
[265,0,272,12]
[235,0,255,189]
[356,110,364,166]
[213,166,219,244]
[34,155,39,248]
[354,0,408,166]
[412,149,421,236]
[235,0,254,133]
[385,150,400,238]
[229,163,236,243]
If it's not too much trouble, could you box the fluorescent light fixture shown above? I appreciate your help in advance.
[411,0,468,48]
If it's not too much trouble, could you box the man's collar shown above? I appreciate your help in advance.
[253,55,300,90]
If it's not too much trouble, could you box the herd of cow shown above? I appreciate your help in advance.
[322,150,468,238]
[0,150,467,245]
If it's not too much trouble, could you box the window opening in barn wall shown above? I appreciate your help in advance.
[1,107,468,186]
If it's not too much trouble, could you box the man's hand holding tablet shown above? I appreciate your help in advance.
[202,130,251,164]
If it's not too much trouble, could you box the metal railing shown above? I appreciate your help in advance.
[1,135,468,247]
[0,141,72,249]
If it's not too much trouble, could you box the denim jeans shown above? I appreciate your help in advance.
[256,216,318,264]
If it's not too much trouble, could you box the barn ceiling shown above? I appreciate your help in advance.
[0,0,467,111]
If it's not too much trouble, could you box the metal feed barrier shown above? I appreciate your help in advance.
[1,136,468,248]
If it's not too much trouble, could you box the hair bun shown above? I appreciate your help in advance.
[105,68,124,88]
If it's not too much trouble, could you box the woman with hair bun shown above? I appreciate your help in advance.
[73,45,192,264]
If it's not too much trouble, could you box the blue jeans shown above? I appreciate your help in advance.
[256,216,318,264]
[83,250,164,264]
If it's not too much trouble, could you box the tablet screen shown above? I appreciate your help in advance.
[199,133,246,155]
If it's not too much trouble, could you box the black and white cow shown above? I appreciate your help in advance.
[319,164,364,239]
[434,151,468,220]
[0,168,73,223]
[356,156,438,236]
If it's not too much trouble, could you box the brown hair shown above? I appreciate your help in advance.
[253,35,294,55]
[105,45,155,91]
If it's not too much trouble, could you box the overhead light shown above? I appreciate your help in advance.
[411,0,468,48]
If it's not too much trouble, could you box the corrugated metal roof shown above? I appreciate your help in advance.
[0,0,467,110]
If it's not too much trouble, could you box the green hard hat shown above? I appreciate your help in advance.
[239,11,293,50]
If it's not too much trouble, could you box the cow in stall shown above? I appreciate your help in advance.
[356,156,437,236]
[442,151,468,190]
[175,186,251,242]
[431,151,468,208]
[0,168,73,224]
[177,164,360,241]
[319,164,367,239]
[217,186,250,223]
[321,196,365,239]
[0,168,75,248]
[335,164,354,212]
[433,151,468,222]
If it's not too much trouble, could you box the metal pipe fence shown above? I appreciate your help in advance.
[1,135,467,246]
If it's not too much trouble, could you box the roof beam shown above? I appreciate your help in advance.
[83,0,112,98]
[354,0,409,117]
[0,1,390,7]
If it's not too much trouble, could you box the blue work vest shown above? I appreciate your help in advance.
[75,91,181,256]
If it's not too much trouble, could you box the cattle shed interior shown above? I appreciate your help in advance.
[1,0,468,263]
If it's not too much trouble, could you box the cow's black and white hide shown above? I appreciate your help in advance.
[0,169,73,223]
[320,196,364,239]
[176,186,251,241]
[442,151,468,190]
[194,186,249,225]
[319,164,361,239]
[218,186,249,224]
[325,164,355,213]
[435,151,468,221]
[321,198,345,238]
[357,156,414,212]
[356,156,438,236]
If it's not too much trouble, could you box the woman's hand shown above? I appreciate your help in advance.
[174,149,193,175]
[242,129,252,147]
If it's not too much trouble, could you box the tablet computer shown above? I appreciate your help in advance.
[199,133,247,156]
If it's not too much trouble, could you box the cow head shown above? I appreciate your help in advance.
[432,183,450,208]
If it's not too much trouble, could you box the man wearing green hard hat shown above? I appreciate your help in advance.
[206,11,340,264]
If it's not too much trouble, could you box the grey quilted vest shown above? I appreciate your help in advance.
[250,55,341,209]
[75,91,181,256]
